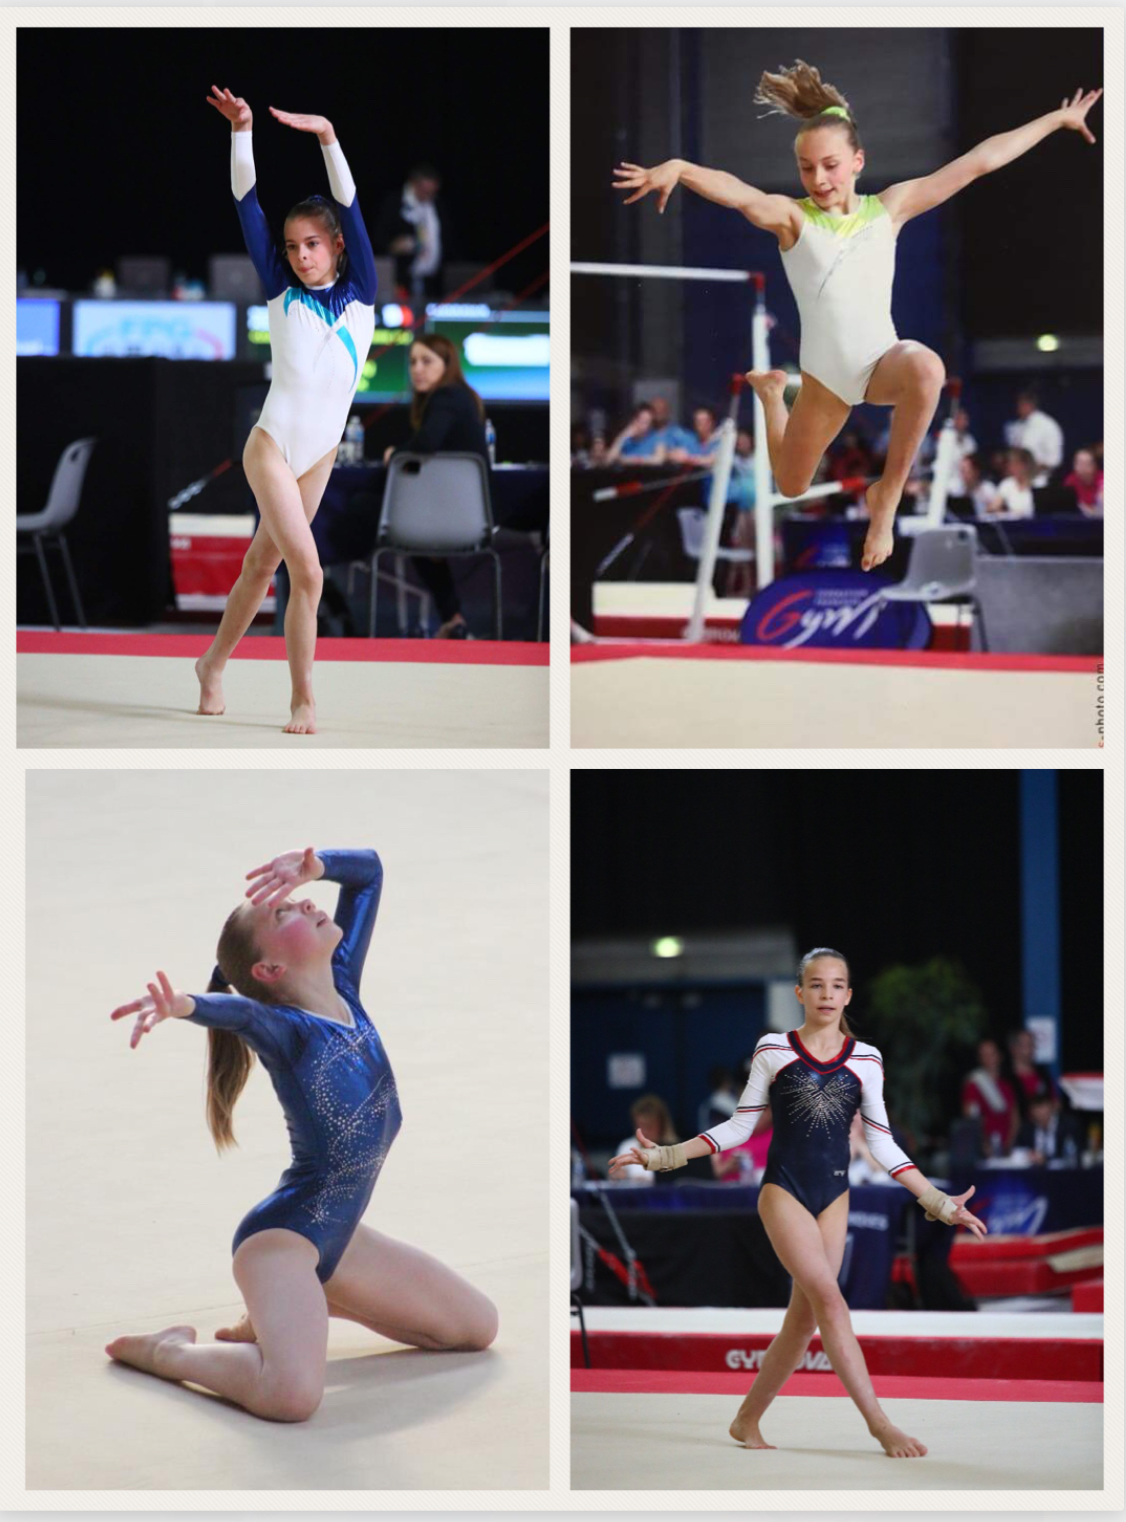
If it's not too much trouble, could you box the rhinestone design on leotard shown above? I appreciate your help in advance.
[302,1018,400,1231]
[784,1069,856,1137]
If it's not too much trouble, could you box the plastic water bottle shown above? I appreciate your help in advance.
[484,417,496,467]
[343,413,364,464]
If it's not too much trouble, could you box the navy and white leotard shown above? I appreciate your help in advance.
[187,849,401,1282]
[231,131,377,479]
[700,1030,914,1217]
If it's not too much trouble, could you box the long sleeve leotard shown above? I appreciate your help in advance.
[232,131,378,479]
[700,1030,914,1217]
[187,849,401,1282]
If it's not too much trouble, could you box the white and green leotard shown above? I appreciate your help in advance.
[779,194,898,406]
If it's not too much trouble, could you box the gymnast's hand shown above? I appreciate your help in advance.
[110,971,194,1049]
[206,85,253,132]
[607,1128,657,1178]
[613,161,681,214]
[270,107,335,144]
[1058,87,1103,144]
[948,1184,989,1241]
[245,846,325,907]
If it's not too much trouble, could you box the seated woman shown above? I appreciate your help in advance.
[384,334,489,638]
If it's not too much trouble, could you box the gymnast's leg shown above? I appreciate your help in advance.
[217,1221,498,1352]
[728,1185,847,1448]
[105,1229,329,1423]
[860,340,946,571]
[195,438,337,723]
[744,368,851,501]
[754,1185,927,1457]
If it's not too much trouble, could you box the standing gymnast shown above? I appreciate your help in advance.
[614,62,1102,571]
[609,947,987,1458]
[196,86,378,734]
[106,846,497,1423]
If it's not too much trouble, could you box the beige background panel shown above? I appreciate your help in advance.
[25,769,548,1490]
[571,658,1098,748]
[17,653,549,749]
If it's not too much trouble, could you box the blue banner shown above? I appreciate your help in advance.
[740,570,931,651]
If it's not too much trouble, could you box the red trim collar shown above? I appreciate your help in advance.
[790,1028,856,1071]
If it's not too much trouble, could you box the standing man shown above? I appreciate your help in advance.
[1004,388,1064,485]
[376,164,445,301]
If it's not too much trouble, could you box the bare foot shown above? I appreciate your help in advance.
[729,1413,777,1449]
[215,1311,257,1344]
[861,484,898,571]
[105,1324,197,1379]
[870,1416,928,1458]
[195,655,225,715]
[744,368,789,405]
[284,700,317,735]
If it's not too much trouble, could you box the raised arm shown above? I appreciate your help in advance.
[880,87,1102,228]
[614,159,798,240]
[207,85,288,299]
[319,848,384,989]
[269,109,378,306]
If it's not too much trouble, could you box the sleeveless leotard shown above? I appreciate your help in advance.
[779,195,898,407]
[232,131,378,479]
[699,1029,913,1217]
[187,848,401,1282]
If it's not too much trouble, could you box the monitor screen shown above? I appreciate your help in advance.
[73,300,237,359]
[17,298,61,356]
[428,306,549,402]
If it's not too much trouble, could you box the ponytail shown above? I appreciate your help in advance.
[755,60,862,151]
[203,969,256,1153]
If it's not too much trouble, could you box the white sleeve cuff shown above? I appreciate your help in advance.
[321,138,356,208]
[231,130,257,201]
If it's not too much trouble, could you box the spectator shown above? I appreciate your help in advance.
[612,1094,679,1185]
[711,1120,773,1182]
[1006,1028,1058,1122]
[697,1064,740,1134]
[987,447,1036,518]
[952,408,978,460]
[1014,1084,1084,1165]
[648,394,695,454]
[827,427,874,489]
[668,405,723,467]
[1004,389,1064,485]
[961,1038,1019,1157]
[374,164,445,301]
[1063,447,1104,516]
[950,452,998,518]
[606,403,660,464]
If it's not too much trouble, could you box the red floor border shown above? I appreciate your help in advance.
[571,1369,1102,1404]
[17,631,549,667]
[571,642,1099,673]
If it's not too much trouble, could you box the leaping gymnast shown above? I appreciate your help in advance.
[614,62,1102,571]
[609,948,988,1458]
[197,87,378,733]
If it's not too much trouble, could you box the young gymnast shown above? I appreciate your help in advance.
[106,846,497,1423]
[609,947,987,1458]
[197,86,378,733]
[614,62,1102,571]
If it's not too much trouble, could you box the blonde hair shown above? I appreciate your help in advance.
[755,61,861,151]
[204,904,282,1152]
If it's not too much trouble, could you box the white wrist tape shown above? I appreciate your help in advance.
[918,1184,959,1225]
[641,1142,687,1172]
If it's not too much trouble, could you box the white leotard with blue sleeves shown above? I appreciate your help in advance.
[779,195,898,407]
[231,130,377,479]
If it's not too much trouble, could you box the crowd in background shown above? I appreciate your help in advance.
[586,1027,1099,1189]
[572,382,1104,532]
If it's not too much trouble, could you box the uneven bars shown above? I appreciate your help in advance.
[571,261,755,283]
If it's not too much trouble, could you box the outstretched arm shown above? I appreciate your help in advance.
[614,159,798,239]
[881,87,1102,227]
[270,108,378,306]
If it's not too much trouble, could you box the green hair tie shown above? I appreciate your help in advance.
[821,105,850,120]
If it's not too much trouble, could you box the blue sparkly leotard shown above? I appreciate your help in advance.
[187,849,401,1282]
[699,1030,914,1217]
[231,130,377,479]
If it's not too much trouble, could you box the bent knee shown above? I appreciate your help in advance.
[775,467,816,500]
[908,346,946,391]
[802,1279,847,1325]
[287,558,324,596]
[258,1377,324,1423]
[243,545,281,582]
[467,1297,499,1351]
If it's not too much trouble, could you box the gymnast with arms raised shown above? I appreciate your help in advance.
[196,86,378,734]
[609,947,987,1458]
[106,846,497,1423]
[614,62,1102,572]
